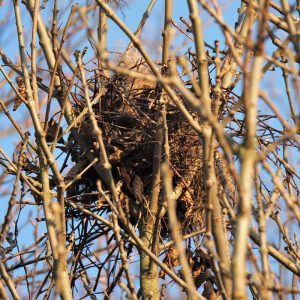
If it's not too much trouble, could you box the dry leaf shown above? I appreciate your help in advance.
[13,76,43,111]
[159,246,180,279]
[13,76,26,111]
[202,280,221,300]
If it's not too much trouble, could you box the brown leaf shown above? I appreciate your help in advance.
[13,76,26,111]
[108,147,123,163]
[13,76,43,111]
[192,260,207,278]
[194,269,211,289]
[13,141,29,167]
[159,246,180,279]
[202,280,221,300]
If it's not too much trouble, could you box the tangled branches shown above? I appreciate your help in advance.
[0,0,299,299]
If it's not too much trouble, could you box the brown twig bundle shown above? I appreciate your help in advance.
[65,50,234,236]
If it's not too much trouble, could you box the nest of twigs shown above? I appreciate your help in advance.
[64,51,233,235]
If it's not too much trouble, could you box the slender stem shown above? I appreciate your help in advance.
[98,0,109,77]
[162,163,202,300]
[232,1,268,298]
[126,0,157,52]
[187,0,210,106]
[0,262,21,300]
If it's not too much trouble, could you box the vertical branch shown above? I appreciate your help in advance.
[255,167,271,300]
[232,1,269,298]
[149,125,163,237]
[98,0,108,52]
[30,0,39,114]
[37,146,71,300]
[50,202,73,300]
[51,0,59,55]
[0,279,10,300]
[162,0,172,67]
[140,1,172,298]
[209,40,232,297]
[139,121,162,298]
[13,2,72,298]
[162,163,200,300]
[98,0,109,77]
[187,0,210,106]
[206,137,232,298]
[187,2,233,296]
[37,147,58,262]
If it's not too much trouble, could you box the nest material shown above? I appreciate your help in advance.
[66,51,234,234]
